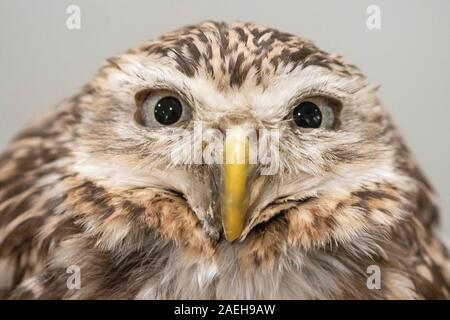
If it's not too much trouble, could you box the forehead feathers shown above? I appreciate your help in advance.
[129,21,363,90]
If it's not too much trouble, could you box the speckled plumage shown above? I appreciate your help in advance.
[0,21,449,299]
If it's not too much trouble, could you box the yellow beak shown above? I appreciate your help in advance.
[221,127,252,242]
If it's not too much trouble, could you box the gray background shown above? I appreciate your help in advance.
[1,0,449,234]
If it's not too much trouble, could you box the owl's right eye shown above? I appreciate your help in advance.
[138,90,190,127]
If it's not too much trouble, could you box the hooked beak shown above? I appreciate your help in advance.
[220,127,253,242]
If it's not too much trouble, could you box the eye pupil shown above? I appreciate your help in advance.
[154,96,183,125]
[293,102,322,128]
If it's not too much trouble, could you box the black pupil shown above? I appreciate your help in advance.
[293,102,322,128]
[154,97,183,125]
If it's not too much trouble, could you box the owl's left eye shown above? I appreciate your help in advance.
[291,97,337,129]
[137,90,191,127]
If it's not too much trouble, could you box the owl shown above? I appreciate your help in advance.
[0,21,449,300]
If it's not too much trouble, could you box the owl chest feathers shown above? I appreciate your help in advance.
[133,246,402,299]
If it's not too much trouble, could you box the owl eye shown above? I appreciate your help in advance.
[153,96,183,125]
[292,98,335,129]
[139,91,190,127]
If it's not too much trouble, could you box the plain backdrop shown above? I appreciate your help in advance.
[0,0,449,234]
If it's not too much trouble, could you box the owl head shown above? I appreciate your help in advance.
[70,21,428,267]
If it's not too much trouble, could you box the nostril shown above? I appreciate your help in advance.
[215,113,256,132]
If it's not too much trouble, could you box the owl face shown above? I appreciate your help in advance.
[73,22,414,265]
